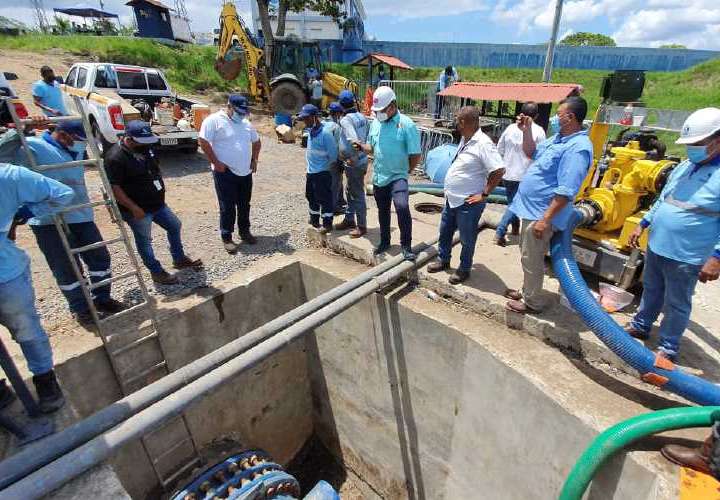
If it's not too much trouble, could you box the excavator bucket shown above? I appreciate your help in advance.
[215,58,244,81]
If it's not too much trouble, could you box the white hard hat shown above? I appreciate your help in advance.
[676,107,720,145]
[371,86,396,112]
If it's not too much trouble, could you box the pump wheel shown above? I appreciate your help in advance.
[271,82,306,116]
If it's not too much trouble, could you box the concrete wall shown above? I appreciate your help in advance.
[301,262,675,500]
[318,39,719,71]
[54,261,314,499]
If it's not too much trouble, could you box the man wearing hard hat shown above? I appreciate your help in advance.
[625,107,720,362]
[354,87,421,260]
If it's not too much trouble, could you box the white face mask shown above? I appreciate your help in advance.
[375,111,388,122]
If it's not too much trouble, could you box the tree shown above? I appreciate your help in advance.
[255,0,344,67]
[559,32,616,47]
[660,43,687,49]
[53,16,70,35]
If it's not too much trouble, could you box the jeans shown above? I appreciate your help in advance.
[519,218,554,310]
[630,249,701,358]
[343,162,368,227]
[374,178,412,249]
[0,268,53,375]
[212,170,252,241]
[495,180,521,239]
[330,162,346,211]
[124,205,186,274]
[31,222,112,314]
[306,171,334,229]
[437,200,486,271]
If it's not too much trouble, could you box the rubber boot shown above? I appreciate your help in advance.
[32,370,65,414]
[661,434,715,476]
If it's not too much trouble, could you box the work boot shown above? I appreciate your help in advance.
[402,247,416,261]
[504,289,523,301]
[661,434,715,476]
[94,298,127,315]
[373,242,390,256]
[427,260,450,273]
[0,380,16,410]
[32,370,65,414]
[173,256,204,269]
[334,219,356,231]
[449,269,470,285]
[240,232,257,245]
[349,226,367,238]
[151,271,179,285]
[624,323,650,341]
[223,238,240,254]
[493,235,507,247]
[510,223,520,236]
[73,310,96,329]
[318,226,332,235]
[308,218,321,229]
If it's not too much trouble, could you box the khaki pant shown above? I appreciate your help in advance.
[519,218,554,310]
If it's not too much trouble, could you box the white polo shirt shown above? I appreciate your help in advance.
[444,129,504,208]
[497,122,546,182]
[199,110,259,176]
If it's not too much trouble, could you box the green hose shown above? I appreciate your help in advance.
[560,406,720,500]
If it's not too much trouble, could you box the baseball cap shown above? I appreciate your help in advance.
[56,119,87,139]
[338,90,355,108]
[328,102,344,113]
[228,94,249,114]
[297,103,319,119]
[125,120,158,144]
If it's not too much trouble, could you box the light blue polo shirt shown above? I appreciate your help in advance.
[31,79,67,116]
[306,122,338,174]
[367,112,421,187]
[642,158,720,265]
[0,164,74,283]
[14,132,93,225]
[510,129,593,231]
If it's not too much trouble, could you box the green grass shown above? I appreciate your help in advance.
[0,34,248,94]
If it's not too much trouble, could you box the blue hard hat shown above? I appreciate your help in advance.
[338,90,355,108]
[228,93,249,113]
[297,103,319,119]
[56,119,87,139]
[328,102,344,113]
[125,120,158,144]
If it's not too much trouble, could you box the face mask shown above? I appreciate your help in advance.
[231,112,246,123]
[375,111,388,122]
[686,145,709,164]
[309,121,323,137]
[69,140,86,155]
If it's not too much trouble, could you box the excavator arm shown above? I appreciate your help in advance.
[216,2,270,103]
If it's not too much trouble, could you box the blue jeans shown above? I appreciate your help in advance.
[212,170,252,241]
[495,180,520,239]
[343,162,367,227]
[31,222,112,314]
[0,268,53,375]
[437,200,486,271]
[630,249,701,358]
[124,205,186,274]
[374,178,412,248]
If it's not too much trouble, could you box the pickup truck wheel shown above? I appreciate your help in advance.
[91,121,111,157]
[180,141,198,154]
[271,82,306,116]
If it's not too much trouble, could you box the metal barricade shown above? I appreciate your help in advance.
[379,80,438,117]
[417,126,455,176]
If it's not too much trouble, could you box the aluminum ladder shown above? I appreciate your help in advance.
[5,96,202,490]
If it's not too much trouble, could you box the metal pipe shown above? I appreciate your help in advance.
[542,0,564,83]
[0,241,445,499]
[0,237,439,489]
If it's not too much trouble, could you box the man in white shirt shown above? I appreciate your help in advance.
[494,102,546,246]
[310,77,323,109]
[199,94,262,254]
[427,106,505,284]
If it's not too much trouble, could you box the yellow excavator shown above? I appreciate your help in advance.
[215,2,357,115]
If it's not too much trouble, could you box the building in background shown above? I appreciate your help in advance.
[251,0,365,40]
[126,0,192,43]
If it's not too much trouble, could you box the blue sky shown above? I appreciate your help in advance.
[6,0,720,49]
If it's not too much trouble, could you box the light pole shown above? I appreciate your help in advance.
[542,0,564,83]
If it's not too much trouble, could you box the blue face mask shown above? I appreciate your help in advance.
[231,111,247,123]
[687,145,709,164]
[69,140,86,155]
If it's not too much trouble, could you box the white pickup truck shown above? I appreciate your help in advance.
[60,63,199,154]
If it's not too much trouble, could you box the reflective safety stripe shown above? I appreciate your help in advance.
[665,194,720,218]
[87,269,111,277]
[59,281,81,291]
[322,213,334,218]
[309,209,321,215]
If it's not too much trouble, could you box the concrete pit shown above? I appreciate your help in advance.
[2,250,705,499]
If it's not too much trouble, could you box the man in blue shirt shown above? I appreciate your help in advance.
[299,104,338,234]
[14,120,126,327]
[1,163,74,413]
[435,66,460,119]
[624,108,720,362]
[32,66,67,117]
[335,90,370,238]
[356,87,421,260]
[505,96,594,314]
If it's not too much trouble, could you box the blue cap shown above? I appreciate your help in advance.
[297,103,319,119]
[56,119,87,139]
[338,90,355,107]
[228,94,249,113]
[328,102,343,113]
[125,120,158,144]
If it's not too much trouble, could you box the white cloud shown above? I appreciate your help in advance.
[612,6,720,48]
[362,0,491,19]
